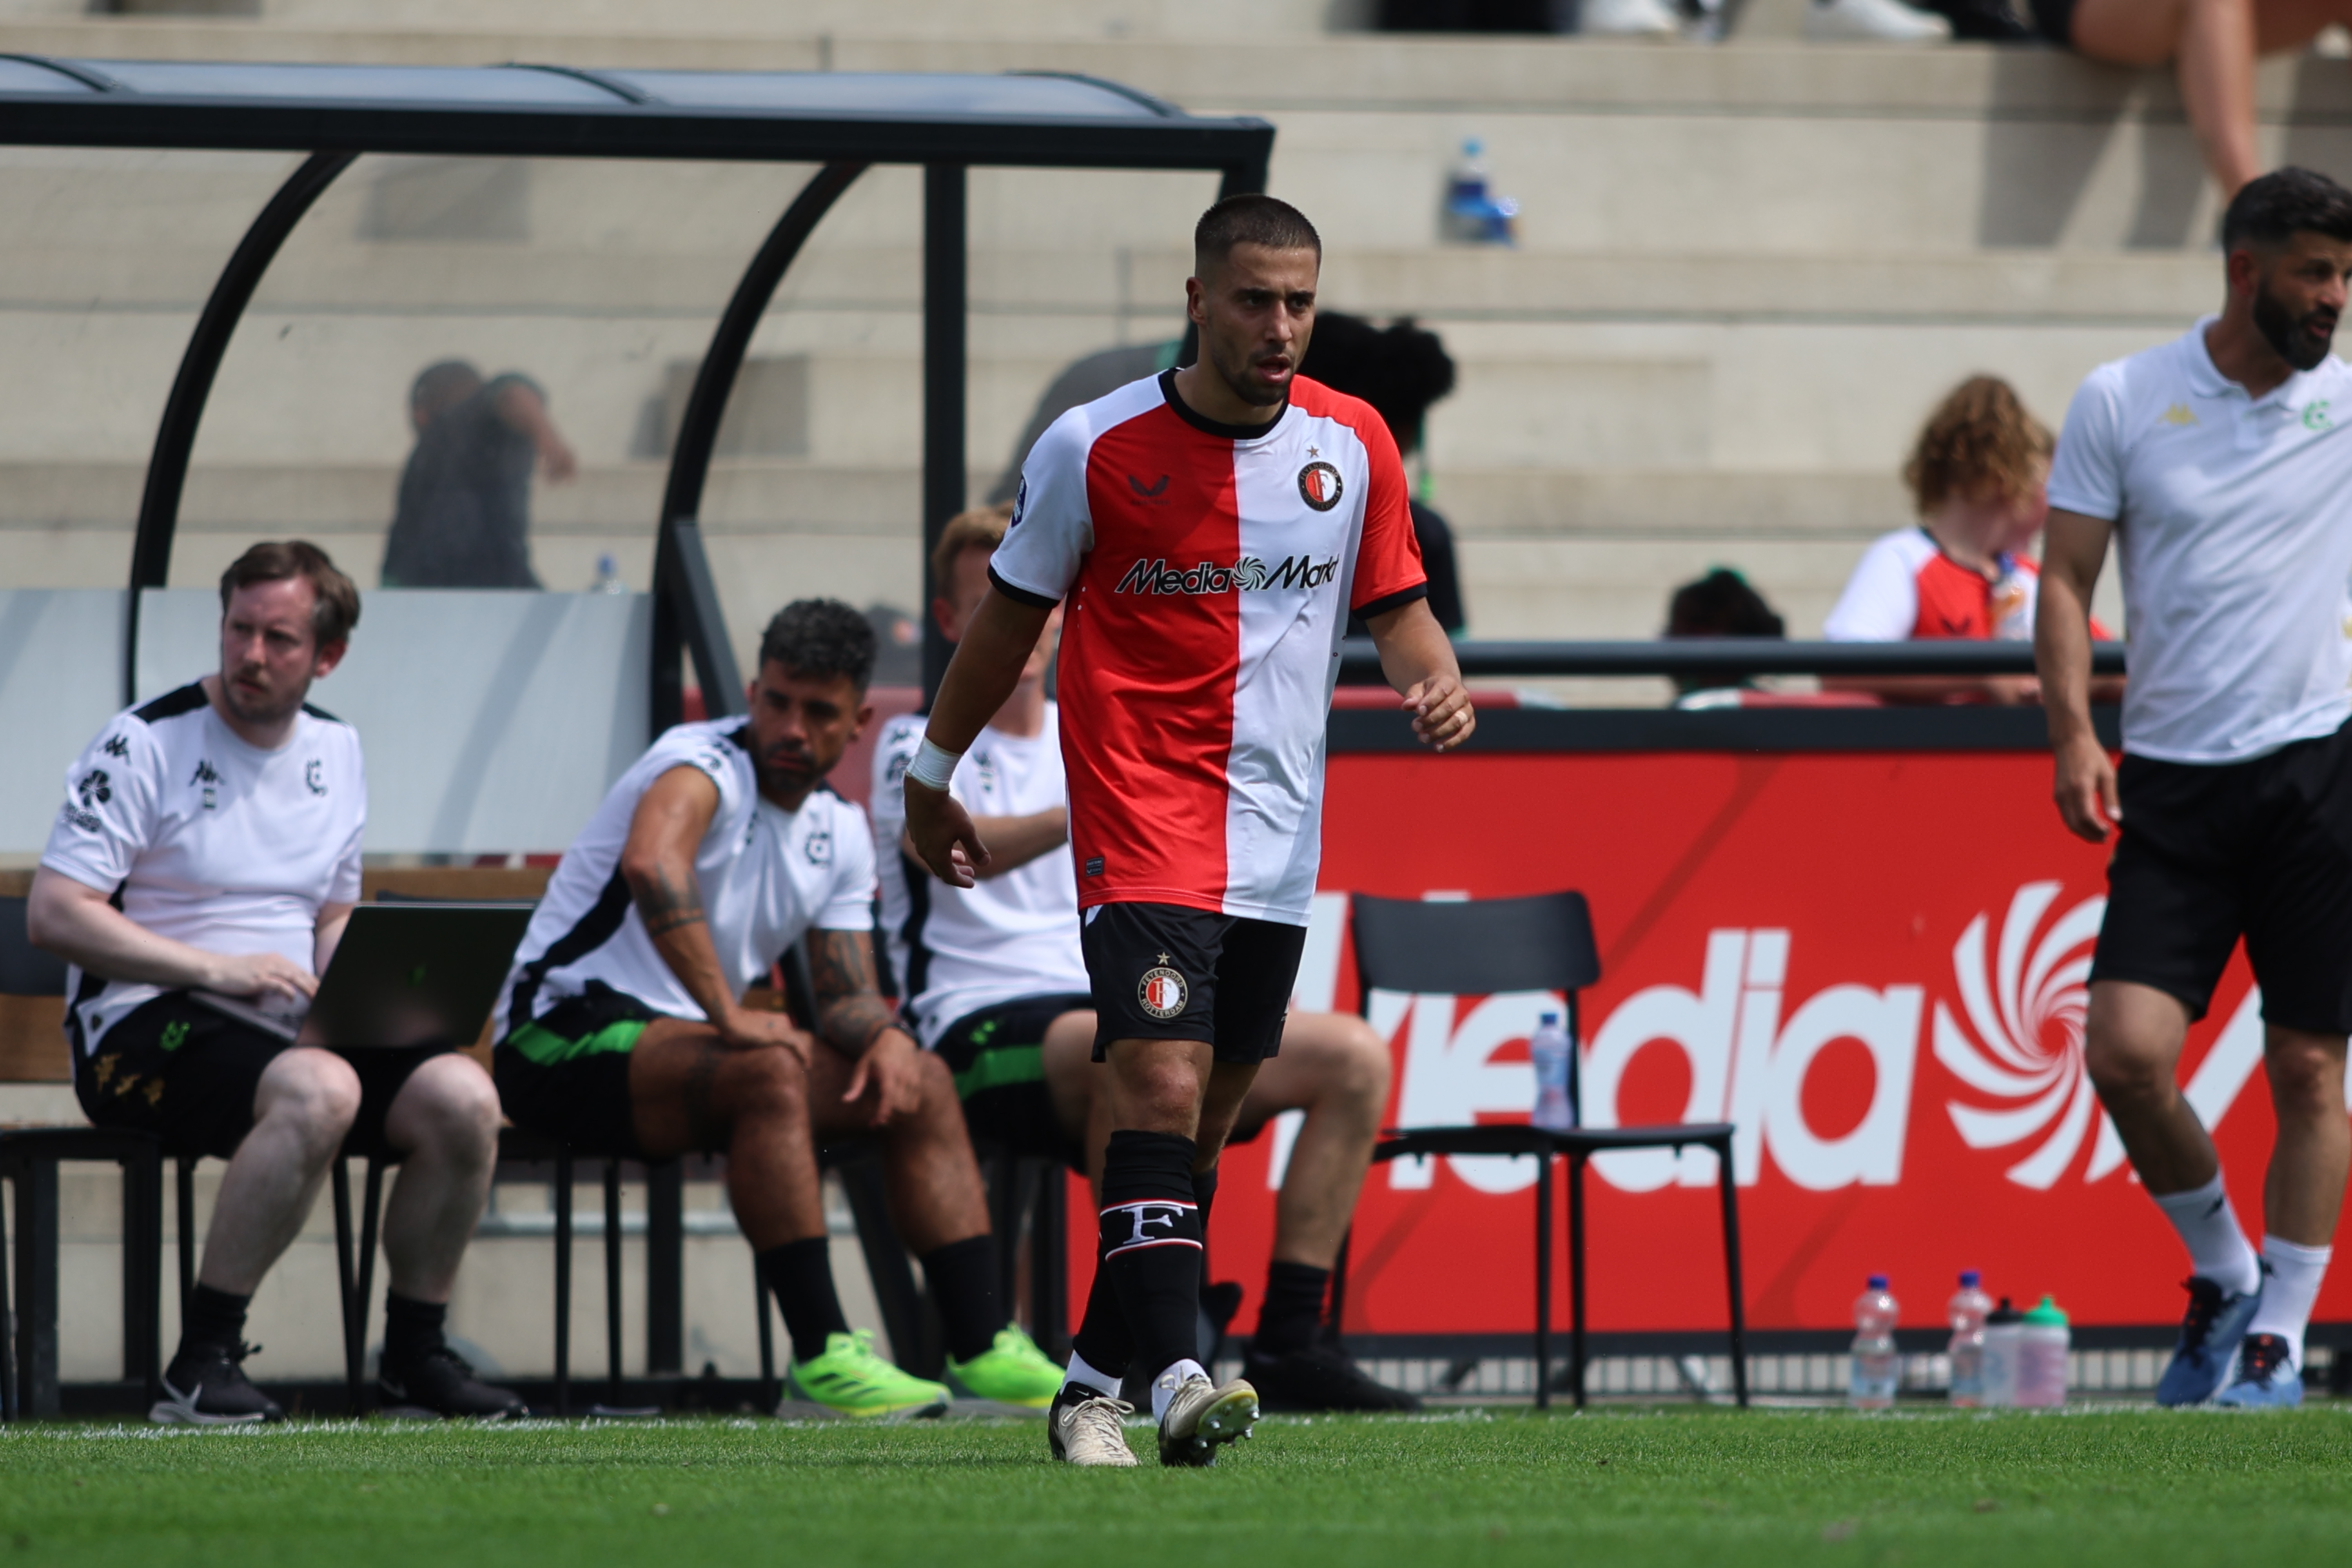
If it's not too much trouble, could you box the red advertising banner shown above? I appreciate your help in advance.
[1070,748,2336,1336]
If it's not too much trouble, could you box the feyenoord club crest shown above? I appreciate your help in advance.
[1138,958,1188,1020]
[1297,460,1343,512]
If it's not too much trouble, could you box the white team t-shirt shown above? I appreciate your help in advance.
[869,704,1092,1050]
[498,719,876,1034]
[2047,319,2352,764]
[38,681,366,1054]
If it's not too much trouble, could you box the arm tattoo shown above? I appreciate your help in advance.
[632,864,706,937]
[808,930,897,1056]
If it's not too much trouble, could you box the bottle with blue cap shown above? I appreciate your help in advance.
[1850,1274,1899,1409]
[1947,1270,1992,1407]
[1441,138,1520,246]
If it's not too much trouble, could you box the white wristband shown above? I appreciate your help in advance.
[907,737,962,791]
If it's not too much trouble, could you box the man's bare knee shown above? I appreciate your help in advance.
[1332,1017,1392,1099]
[2084,1032,2173,1105]
[730,1047,810,1125]
[2266,1032,2347,1116]
[254,1050,361,1158]
[388,1054,500,1160]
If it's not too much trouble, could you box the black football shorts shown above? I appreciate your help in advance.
[1080,901,1305,1065]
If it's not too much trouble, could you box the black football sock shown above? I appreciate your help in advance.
[923,1234,1004,1365]
[759,1238,852,1363]
[1192,1161,1220,1235]
[1068,1255,1134,1388]
[382,1292,449,1370]
[177,1283,251,1359]
[1254,1260,1331,1357]
[1100,1129,1204,1388]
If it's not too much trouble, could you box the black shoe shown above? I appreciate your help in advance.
[1244,1343,1422,1412]
[1916,0,2034,38]
[151,1340,283,1426]
[379,1344,528,1420]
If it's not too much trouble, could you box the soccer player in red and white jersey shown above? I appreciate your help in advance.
[904,195,1473,1467]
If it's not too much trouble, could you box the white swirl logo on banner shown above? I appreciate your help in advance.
[1935,880,2126,1189]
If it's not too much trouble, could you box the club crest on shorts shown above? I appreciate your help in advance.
[1138,956,1188,1020]
[1298,460,1343,512]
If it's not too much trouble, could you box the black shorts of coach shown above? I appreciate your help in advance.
[72,990,450,1160]
[1080,902,1307,1064]
[2090,718,2352,1036]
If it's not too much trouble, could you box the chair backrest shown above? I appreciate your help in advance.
[0,895,68,998]
[1348,890,1599,1003]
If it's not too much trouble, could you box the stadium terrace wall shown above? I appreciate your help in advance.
[1067,705,2350,1348]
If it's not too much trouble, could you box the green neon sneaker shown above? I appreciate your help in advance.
[786,1330,949,1420]
[943,1324,1064,1410]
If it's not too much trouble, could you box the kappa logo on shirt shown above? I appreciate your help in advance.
[101,733,129,759]
[1115,554,1341,596]
[190,759,221,809]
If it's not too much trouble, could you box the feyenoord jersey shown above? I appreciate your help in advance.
[870,704,1092,1049]
[497,720,876,1035]
[39,682,367,1054]
[987,370,1426,926]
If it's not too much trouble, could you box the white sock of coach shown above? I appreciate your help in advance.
[2246,1235,2333,1371]
[2151,1174,2262,1297]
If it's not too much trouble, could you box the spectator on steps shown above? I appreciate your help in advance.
[2034,0,2352,198]
[381,360,575,590]
[1662,568,1788,706]
[1824,374,2114,704]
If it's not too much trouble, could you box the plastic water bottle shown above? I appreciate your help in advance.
[1440,138,1519,246]
[1980,1297,2022,1407]
[1849,1274,1899,1410]
[1947,1270,1992,1408]
[592,553,626,594]
[2014,1296,2070,1409]
[1530,1011,1575,1132]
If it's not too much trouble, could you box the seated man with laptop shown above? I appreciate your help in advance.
[28,541,521,1424]
[873,506,1420,1428]
[492,599,1062,1419]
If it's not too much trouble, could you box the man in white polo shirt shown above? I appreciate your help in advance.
[2038,167,2352,1409]
[29,541,517,1424]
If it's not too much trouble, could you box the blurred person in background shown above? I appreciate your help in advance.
[1662,567,1786,708]
[381,360,575,590]
[1823,374,2113,704]
[2035,0,2352,200]
[1300,312,1467,637]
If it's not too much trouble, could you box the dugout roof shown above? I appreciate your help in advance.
[0,56,1275,721]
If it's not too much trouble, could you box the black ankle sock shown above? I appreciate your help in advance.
[383,1292,448,1368]
[759,1238,852,1363]
[1100,1129,1203,1384]
[923,1234,1003,1365]
[1254,1261,1330,1357]
[1069,1254,1134,1380]
[179,1284,250,1357]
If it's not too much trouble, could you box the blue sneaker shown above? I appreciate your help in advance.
[2213,1333,2303,1409]
[2155,1275,2261,1407]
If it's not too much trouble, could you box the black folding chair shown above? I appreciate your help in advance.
[1328,891,1748,1409]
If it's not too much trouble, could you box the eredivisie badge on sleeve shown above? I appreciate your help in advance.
[1138,955,1189,1020]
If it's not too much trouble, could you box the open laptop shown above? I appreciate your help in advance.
[192,902,535,1049]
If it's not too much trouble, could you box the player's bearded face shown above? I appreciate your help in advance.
[2249,239,2348,372]
[747,662,867,798]
[1197,243,1320,409]
[216,579,332,726]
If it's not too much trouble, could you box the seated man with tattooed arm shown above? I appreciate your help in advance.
[489,599,1062,1417]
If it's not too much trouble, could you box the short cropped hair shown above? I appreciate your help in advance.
[2221,167,2352,253]
[929,502,1015,597]
[1194,194,1321,274]
[219,540,361,648]
[1903,376,2054,515]
[758,598,875,693]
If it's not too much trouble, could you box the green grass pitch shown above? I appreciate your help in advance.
[2,1407,2348,1567]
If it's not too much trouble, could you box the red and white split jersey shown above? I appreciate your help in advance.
[987,370,1426,927]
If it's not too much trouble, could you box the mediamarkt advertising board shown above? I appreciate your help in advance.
[1069,749,2344,1338]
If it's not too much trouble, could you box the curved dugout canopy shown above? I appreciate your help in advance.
[0,56,1275,723]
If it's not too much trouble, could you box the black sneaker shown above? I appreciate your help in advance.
[1244,1342,1422,1412]
[379,1345,528,1420]
[151,1341,283,1426]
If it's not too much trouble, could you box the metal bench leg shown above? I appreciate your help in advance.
[175,1157,196,1320]
[121,1145,162,1406]
[0,1163,15,1423]
[553,1151,573,1417]
[1570,1151,1589,1412]
[754,1258,777,1410]
[645,1160,683,1379]
[355,1156,386,1405]
[1534,1149,1552,1411]
[604,1161,624,1407]
[1030,1161,1067,1357]
[14,1158,58,1417]
[331,1156,362,1413]
[1716,1134,1749,1408]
